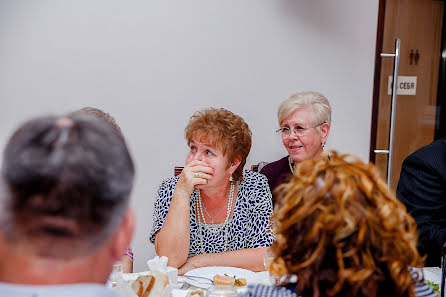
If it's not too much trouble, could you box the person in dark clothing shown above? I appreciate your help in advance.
[397,137,446,267]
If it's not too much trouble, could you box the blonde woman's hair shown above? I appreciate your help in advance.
[277,91,332,127]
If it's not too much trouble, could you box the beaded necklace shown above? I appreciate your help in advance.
[196,182,235,254]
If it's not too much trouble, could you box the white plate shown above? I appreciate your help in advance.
[422,267,442,285]
[184,266,261,289]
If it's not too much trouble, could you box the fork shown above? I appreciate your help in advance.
[183,275,214,285]
[180,282,191,290]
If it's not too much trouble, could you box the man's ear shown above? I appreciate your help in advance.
[110,208,135,263]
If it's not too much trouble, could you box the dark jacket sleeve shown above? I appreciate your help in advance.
[397,150,446,266]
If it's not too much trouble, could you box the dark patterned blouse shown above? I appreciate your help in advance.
[150,170,275,257]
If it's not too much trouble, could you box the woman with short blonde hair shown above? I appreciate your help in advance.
[260,91,332,204]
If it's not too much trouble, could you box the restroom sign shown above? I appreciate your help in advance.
[387,76,417,95]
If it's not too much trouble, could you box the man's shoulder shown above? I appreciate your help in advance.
[405,138,446,169]
[0,282,120,297]
[411,138,446,158]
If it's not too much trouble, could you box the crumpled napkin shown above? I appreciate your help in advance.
[113,256,172,297]
[115,276,138,297]
[147,256,173,297]
[147,255,169,273]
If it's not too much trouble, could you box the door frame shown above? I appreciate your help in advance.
[369,0,387,164]
[369,0,446,164]
[435,2,446,139]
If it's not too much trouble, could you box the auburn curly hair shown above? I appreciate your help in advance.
[185,108,252,181]
[270,151,424,297]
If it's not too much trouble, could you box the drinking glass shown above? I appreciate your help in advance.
[109,262,124,288]
[263,247,279,285]
[206,285,237,297]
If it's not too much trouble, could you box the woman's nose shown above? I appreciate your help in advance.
[191,152,204,161]
[289,129,299,139]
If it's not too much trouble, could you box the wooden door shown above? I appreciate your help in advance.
[373,0,443,190]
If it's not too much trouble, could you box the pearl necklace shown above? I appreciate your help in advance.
[196,182,235,254]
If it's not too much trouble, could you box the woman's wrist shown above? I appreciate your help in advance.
[192,253,207,268]
[173,185,194,200]
[176,177,195,197]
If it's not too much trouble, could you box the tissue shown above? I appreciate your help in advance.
[147,256,178,287]
[147,256,169,273]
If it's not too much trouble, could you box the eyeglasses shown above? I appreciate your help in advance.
[276,122,324,137]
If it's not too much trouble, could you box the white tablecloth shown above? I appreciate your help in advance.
[127,268,443,297]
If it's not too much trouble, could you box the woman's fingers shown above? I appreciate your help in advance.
[176,161,213,193]
[192,173,211,186]
[192,171,212,179]
[189,167,212,185]
[187,160,213,173]
[186,161,214,178]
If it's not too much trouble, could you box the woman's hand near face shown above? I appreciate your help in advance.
[176,160,214,195]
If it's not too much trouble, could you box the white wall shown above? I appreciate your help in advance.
[0,0,379,272]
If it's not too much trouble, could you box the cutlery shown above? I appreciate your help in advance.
[183,275,214,285]
[180,282,191,290]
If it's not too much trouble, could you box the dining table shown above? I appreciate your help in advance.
[119,267,442,297]
[119,268,272,297]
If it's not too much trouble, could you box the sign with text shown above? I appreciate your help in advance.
[388,76,417,95]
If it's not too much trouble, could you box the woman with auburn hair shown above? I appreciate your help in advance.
[260,91,331,205]
[242,151,435,297]
[150,108,274,274]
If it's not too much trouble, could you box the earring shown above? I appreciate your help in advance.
[321,143,325,148]
[229,175,233,182]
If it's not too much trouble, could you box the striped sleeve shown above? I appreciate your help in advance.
[413,281,436,297]
[238,284,297,297]
[410,268,437,297]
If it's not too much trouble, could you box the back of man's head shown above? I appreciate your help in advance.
[0,114,135,259]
